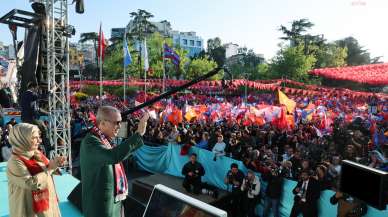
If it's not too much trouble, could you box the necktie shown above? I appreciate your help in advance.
[301,181,307,202]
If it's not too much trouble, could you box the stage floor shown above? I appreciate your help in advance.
[132,173,229,205]
[0,162,82,217]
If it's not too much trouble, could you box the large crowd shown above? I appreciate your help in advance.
[67,91,388,183]
[1,89,387,217]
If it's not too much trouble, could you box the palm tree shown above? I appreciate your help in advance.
[279,18,314,46]
[79,32,98,65]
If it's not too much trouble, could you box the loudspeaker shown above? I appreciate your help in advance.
[124,196,146,217]
[67,183,82,211]
[68,183,147,216]
[340,160,388,210]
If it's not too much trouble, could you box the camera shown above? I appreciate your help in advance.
[227,172,235,184]
[243,177,255,191]
[271,167,281,176]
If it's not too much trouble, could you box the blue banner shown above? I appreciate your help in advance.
[134,144,388,217]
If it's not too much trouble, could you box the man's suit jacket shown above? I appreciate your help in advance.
[292,178,321,204]
[80,132,144,217]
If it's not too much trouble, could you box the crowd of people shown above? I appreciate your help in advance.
[64,90,387,216]
[1,87,387,217]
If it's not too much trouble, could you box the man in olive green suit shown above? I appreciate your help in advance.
[80,106,149,217]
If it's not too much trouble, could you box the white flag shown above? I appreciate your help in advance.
[143,38,149,72]
[148,110,157,120]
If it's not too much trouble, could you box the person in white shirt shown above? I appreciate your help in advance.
[212,135,226,160]
[241,170,261,217]
[167,125,180,144]
[282,147,294,162]
[328,156,341,180]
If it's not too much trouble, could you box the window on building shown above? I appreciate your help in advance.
[190,40,194,46]
[196,41,201,47]
[183,39,187,45]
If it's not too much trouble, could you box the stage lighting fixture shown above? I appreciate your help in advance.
[63,25,76,37]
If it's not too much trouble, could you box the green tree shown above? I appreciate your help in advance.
[129,9,157,73]
[83,63,98,79]
[129,9,156,41]
[207,37,222,52]
[335,37,371,66]
[251,63,271,80]
[227,48,264,79]
[229,60,245,79]
[244,49,263,67]
[207,37,225,67]
[269,45,316,82]
[186,57,218,80]
[79,32,98,65]
[103,39,140,79]
[279,18,314,46]
[315,43,348,68]
[81,85,99,96]
[170,46,190,79]
[103,32,190,81]
[278,19,347,70]
[147,32,172,78]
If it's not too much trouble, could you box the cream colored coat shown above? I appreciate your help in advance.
[7,154,61,217]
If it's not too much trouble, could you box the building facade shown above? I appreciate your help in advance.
[172,31,204,57]
[111,20,204,57]
[112,20,173,39]
[0,42,5,57]
[224,43,239,59]
[0,42,14,59]
[111,28,126,39]
[76,43,96,65]
[69,43,84,71]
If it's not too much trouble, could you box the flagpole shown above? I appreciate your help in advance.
[123,63,126,103]
[162,41,166,93]
[99,23,103,102]
[99,54,103,101]
[144,38,147,101]
[123,30,126,103]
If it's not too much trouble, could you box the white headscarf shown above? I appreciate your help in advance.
[8,123,41,159]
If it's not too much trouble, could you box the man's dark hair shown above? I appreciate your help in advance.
[191,153,197,158]
[231,163,238,169]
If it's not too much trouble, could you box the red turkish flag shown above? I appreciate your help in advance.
[97,23,107,61]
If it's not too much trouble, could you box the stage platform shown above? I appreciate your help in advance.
[131,173,230,208]
[0,162,82,217]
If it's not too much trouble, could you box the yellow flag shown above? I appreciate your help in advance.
[278,90,296,113]
[184,108,197,121]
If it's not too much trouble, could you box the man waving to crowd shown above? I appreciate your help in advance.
[80,106,149,217]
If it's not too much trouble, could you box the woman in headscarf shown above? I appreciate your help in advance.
[7,123,66,217]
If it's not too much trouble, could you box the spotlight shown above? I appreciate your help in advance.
[63,25,76,37]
